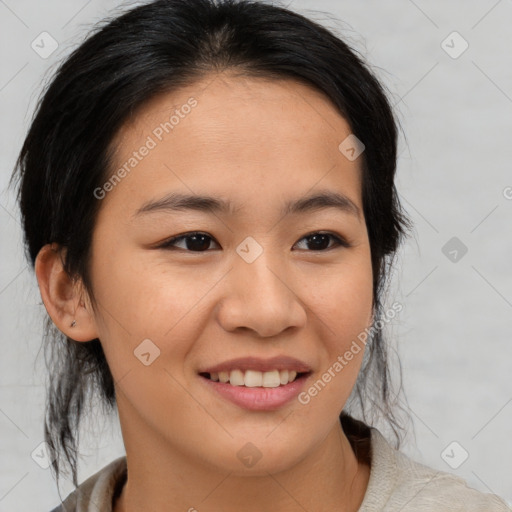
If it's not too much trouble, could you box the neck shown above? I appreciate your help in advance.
[114,408,370,512]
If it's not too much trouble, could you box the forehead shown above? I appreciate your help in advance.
[100,72,363,218]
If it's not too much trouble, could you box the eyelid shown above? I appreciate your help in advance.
[158,231,220,250]
[293,231,351,250]
[157,230,351,251]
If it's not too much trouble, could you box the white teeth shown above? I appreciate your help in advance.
[230,369,245,386]
[262,370,281,388]
[244,370,263,387]
[207,369,301,387]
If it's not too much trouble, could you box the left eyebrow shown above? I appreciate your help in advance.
[132,190,362,220]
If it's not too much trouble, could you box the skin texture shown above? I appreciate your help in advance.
[36,73,374,511]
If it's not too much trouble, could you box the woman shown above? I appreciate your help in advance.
[10,0,510,510]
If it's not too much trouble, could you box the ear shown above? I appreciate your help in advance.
[35,243,99,342]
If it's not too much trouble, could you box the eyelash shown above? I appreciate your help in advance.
[157,231,351,252]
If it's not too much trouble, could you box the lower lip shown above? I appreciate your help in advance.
[199,373,310,411]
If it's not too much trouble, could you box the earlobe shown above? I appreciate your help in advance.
[34,243,99,342]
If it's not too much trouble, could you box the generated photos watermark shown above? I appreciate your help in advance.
[94,97,198,200]
[298,301,403,405]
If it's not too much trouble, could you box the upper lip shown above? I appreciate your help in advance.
[198,355,312,374]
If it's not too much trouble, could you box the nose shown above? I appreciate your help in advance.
[216,248,307,338]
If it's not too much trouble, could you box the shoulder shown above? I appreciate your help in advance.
[389,441,510,511]
[359,427,511,512]
[49,456,127,512]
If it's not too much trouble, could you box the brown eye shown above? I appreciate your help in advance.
[159,232,220,252]
[158,231,350,252]
[294,232,350,251]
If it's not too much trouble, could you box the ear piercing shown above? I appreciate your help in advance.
[70,320,77,327]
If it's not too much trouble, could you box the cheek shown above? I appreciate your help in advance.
[89,257,205,417]
[301,253,373,388]
[303,255,373,334]
[297,264,372,419]
[92,246,210,332]
[89,250,224,394]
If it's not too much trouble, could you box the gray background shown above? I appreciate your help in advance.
[1,0,511,510]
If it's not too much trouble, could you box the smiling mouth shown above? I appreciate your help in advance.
[199,370,311,388]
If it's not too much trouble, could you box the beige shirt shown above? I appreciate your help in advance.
[50,427,511,511]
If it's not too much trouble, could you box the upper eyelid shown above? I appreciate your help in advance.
[159,231,349,250]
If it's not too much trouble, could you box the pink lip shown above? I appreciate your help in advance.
[198,355,312,374]
[198,373,310,411]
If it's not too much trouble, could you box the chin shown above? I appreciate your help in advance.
[201,433,310,477]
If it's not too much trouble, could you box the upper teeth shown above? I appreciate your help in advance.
[209,369,299,387]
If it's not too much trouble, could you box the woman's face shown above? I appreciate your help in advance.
[87,73,374,474]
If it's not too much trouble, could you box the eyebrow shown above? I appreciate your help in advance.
[132,190,361,220]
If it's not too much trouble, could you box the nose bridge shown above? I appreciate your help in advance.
[217,236,306,336]
[236,235,291,302]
